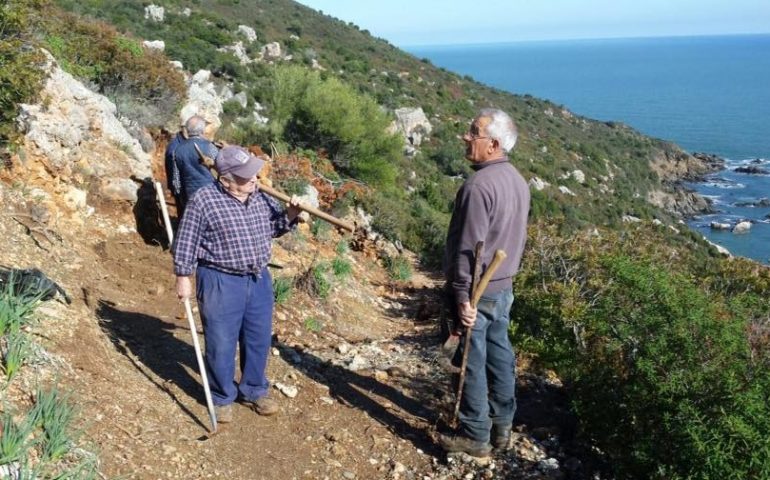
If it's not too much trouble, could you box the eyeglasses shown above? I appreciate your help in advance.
[462,132,493,142]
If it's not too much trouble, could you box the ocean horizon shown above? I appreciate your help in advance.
[409,34,770,264]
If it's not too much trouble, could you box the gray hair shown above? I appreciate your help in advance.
[184,115,207,137]
[478,108,517,153]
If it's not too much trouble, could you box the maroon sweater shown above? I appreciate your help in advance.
[443,157,530,303]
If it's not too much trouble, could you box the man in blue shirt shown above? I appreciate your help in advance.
[165,115,219,216]
[174,145,302,423]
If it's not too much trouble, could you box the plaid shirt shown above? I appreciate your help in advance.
[173,183,295,276]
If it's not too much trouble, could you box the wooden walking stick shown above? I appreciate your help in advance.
[451,248,508,428]
[194,144,354,232]
[154,182,218,434]
[183,297,218,434]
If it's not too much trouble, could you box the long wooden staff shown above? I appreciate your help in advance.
[155,182,218,434]
[451,248,508,428]
[194,144,354,232]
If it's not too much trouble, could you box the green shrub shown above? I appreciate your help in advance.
[0,274,42,336]
[303,317,322,332]
[383,255,412,282]
[2,331,32,382]
[312,262,332,299]
[331,256,352,280]
[0,0,44,155]
[31,385,78,461]
[0,409,35,463]
[264,65,402,187]
[272,276,293,305]
[512,224,770,479]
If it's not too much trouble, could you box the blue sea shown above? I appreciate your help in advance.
[409,35,770,264]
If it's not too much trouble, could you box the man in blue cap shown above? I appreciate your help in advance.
[173,145,303,422]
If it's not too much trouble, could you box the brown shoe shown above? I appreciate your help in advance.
[215,404,233,423]
[247,395,279,416]
[438,433,492,458]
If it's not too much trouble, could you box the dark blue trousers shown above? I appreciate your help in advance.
[455,287,516,442]
[196,266,273,406]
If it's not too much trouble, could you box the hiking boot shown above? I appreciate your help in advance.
[491,425,512,452]
[246,395,279,416]
[438,433,492,458]
[215,404,233,423]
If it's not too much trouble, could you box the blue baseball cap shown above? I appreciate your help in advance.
[215,145,265,178]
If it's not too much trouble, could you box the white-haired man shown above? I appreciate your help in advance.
[165,115,219,216]
[440,108,530,457]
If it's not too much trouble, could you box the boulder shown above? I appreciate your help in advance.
[558,186,575,196]
[179,69,225,135]
[238,25,257,43]
[528,177,549,191]
[142,40,165,51]
[390,107,432,147]
[261,42,282,59]
[17,50,151,181]
[732,221,752,234]
[181,7,191,17]
[734,165,769,175]
[217,41,252,65]
[710,221,731,231]
[144,4,164,22]
[233,92,248,109]
[100,178,138,202]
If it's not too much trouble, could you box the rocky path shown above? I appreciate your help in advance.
[2,186,602,479]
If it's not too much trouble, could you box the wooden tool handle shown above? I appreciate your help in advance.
[258,183,355,232]
[470,249,507,307]
[194,144,355,232]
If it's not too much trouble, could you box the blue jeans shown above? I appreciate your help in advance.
[455,287,516,443]
[196,266,274,406]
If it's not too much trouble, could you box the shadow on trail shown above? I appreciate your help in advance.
[96,299,208,430]
[275,342,445,458]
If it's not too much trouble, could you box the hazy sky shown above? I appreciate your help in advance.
[297,0,770,46]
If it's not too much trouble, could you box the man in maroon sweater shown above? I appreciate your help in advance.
[440,108,531,457]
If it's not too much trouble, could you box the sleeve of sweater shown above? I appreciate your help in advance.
[450,184,491,304]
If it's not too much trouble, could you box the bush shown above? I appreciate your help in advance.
[331,256,352,280]
[263,65,402,187]
[39,6,186,128]
[272,276,293,305]
[512,224,770,479]
[0,0,44,157]
[383,255,412,282]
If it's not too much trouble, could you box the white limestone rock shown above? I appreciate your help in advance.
[732,221,752,234]
[17,50,151,180]
[261,42,282,59]
[144,5,164,22]
[142,40,165,51]
[238,25,257,43]
[179,69,225,135]
[529,177,550,191]
[391,107,432,147]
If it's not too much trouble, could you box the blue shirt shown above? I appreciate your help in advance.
[173,183,296,276]
[170,136,219,202]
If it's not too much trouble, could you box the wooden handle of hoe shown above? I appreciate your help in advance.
[194,144,354,232]
[451,248,508,428]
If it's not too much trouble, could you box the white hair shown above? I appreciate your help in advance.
[184,115,207,137]
[478,108,517,153]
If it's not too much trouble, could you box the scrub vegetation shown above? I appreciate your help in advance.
[4,0,768,477]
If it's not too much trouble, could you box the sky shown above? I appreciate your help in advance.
[297,0,770,47]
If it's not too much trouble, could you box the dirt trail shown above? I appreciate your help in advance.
[2,178,600,479]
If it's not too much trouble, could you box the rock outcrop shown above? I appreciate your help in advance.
[650,149,724,183]
[179,70,226,135]
[646,188,711,216]
[390,108,432,156]
[17,50,151,209]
